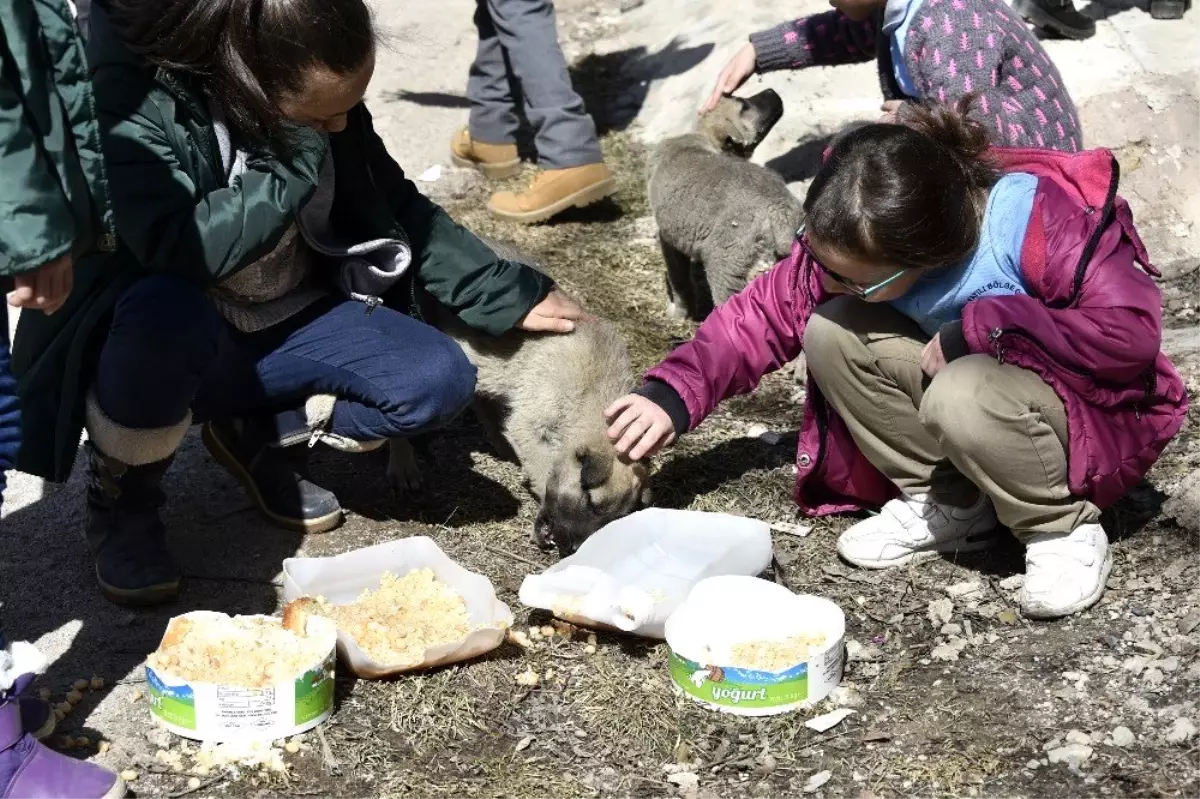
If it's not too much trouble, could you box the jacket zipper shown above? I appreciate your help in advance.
[1069,159,1120,306]
[355,114,426,323]
[988,327,1156,415]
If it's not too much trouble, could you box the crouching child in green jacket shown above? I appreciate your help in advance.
[12,0,585,607]
[2,3,129,797]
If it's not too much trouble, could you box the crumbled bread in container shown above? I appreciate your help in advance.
[729,632,827,672]
[146,614,329,688]
[308,569,472,666]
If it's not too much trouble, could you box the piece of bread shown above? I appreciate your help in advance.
[160,617,193,649]
[282,597,321,637]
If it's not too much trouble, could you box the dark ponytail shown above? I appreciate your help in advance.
[803,97,999,271]
[105,0,376,148]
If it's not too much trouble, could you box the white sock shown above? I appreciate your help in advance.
[0,641,47,693]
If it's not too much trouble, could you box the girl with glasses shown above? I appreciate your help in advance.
[605,100,1186,620]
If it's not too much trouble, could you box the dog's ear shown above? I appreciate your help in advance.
[576,444,614,490]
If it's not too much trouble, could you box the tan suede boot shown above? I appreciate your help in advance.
[487,163,616,224]
[449,128,522,179]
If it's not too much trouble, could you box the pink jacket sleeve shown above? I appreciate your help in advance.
[645,248,812,430]
[962,211,1162,385]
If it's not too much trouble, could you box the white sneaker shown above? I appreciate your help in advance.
[837,493,999,569]
[1019,523,1111,619]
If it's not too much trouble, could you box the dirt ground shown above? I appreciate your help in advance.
[10,2,1200,798]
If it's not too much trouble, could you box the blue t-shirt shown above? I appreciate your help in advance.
[889,172,1038,337]
[883,0,925,98]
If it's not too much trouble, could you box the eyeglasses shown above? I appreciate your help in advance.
[796,224,907,299]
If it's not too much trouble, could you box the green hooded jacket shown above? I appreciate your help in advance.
[12,5,553,482]
[0,0,114,277]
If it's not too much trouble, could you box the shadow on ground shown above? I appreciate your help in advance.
[570,39,714,135]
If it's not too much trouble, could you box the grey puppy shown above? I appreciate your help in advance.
[648,88,803,320]
[387,243,650,556]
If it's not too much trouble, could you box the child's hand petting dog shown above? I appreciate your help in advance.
[605,394,676,461]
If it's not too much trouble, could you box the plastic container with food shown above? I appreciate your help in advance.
[519,509,773,638]
[145,609,337,742]
[664,576,845,716]
[282,537,514,679]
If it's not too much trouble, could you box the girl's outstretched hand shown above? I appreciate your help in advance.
[701,42,758,114]
[518,289,588,333]
[605,394,676,461]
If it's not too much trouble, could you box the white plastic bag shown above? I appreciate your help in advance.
[518,509,773,639]
[282,538,513,678]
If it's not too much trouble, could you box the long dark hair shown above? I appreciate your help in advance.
[803,98,999,271]
[105,0,376,148]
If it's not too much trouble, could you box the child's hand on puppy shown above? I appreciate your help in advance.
[605,394,676,461]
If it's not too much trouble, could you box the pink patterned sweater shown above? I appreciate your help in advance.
[749,0,1082,152]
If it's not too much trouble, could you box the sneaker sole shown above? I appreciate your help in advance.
[486,177,618,224]
[32,712,56,741]
[1020,549,1113,619]
[450,151,523,180]
[1011,0,1096,39]
[103,776,128,799]
[202,424,344,535]
[96,567,180,607]
[838,530,999,570]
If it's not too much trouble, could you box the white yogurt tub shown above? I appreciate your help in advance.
[664,576,845,716]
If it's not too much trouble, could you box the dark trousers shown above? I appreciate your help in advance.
[0,317,17,495]
[94,275,477,442]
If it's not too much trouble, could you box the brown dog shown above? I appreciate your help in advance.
[387,245,650,555]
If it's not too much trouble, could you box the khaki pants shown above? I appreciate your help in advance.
[805,297,1100,541]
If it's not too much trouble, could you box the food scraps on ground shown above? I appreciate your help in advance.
[729,632,827,672]
[146,612,328,688]
[294,569,472,666]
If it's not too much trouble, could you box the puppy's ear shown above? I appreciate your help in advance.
[576,445,614,490]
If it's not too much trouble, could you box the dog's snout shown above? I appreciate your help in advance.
[746,88,785,128]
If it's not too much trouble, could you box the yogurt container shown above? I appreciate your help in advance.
[664,576,845,716]
[146,611,337,743]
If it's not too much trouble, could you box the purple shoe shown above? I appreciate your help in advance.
[2,683,125,799]
[18,697,54,741]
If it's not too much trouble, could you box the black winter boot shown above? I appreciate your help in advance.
[1013,0,1097,39]
[85,444,181,607]
[202,416,343,533]
[1150,0,1190,18]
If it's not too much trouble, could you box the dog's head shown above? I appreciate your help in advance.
[533,442,652,556]
[698,88,785,158]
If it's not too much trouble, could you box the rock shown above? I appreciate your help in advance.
[1166,718,1197,744]
[999,575,1025,591]
[667,771,699,798]
[1026,759,1040,770]
[1065,730,1091,746]
[928,598,954,627]
[940,623,963,636]
[997,609,1019,625]
[1047,744,1094,766]
[1111,726,1136,747]
[1144,667,1166,687]
[1163,467,1200,532]
[931,637,969,662]
[1178,608,1200,636]
[1158,656,1181,673]
[945,580,984,600]
[803,770,833,793]
[830,684,865,708]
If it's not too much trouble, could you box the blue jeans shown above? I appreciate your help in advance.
[94,275,477,442]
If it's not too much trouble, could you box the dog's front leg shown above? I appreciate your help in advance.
[386,438,425,495]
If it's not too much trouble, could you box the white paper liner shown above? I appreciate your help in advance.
[282,537,514,678]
